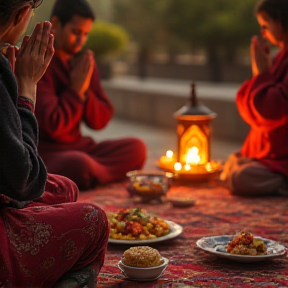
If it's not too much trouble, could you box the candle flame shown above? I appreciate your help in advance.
[184,164,191,171]
[174,162,182,171]
[186,147,200,165]
[205,162,212,172]
[166,150,173,159]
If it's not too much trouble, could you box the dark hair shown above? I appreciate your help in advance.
[0,0,43,25]
[51,0,95,26]
[255,0,288,31]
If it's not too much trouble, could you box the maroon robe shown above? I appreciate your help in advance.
[236,45,288,177]
[36,55,146,190]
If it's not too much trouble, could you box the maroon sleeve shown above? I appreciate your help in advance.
[236,50,288,132]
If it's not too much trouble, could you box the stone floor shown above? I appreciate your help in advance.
[81,117,242,170]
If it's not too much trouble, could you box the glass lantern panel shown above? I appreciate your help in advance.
[179,125,208,165]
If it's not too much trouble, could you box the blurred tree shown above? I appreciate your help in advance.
[85,20,129,78]
[113,0,169,78]
[85,20,129,61]
[164,0,259,81]
[33,0,260,82]
[111,0,260,82]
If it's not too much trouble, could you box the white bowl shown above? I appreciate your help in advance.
[118,257,169,280]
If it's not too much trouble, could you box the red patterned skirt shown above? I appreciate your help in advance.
[0,174,109,287]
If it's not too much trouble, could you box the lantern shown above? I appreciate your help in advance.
[158,83,222,180]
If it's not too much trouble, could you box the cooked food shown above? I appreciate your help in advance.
[227,231,267,256]
[127,176,165,195]
[132,180,163,193]
[107,208,170,240]
[122,246,164,267]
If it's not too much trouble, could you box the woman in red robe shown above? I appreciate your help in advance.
[220,0,288,196]
[0,1,109,287]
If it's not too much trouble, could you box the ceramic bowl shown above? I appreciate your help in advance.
[168,197,196,207]
[126,170,174,202]
[118,257,169,280]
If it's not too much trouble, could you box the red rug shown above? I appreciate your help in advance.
[78,181,288,288]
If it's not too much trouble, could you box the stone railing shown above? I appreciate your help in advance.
[102,77,250,142]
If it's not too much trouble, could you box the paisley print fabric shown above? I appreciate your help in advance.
[0,174,109,287]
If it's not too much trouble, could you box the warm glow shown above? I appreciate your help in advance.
[166,150,174,159]
[186,147,201,165]
[184,164,191,171]
[205,162,213,172]
[174,162,182,171]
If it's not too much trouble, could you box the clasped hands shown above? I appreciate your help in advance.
[5,21,54,104]
[70,49,95,101]
[251,35,271,76]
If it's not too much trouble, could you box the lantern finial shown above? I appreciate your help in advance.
[190,82,198,107]
[174,81,217,119]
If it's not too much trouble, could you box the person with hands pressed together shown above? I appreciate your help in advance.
[70,49,95,101]
[0,0,109,287]
[220,0,288,197]
[250,36,271,76]
[35,0,147,191]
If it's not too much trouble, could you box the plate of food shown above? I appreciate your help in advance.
[107,207,183,244]
[196,231,287,263]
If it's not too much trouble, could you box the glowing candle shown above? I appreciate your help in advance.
[166,150,173,159]
[174,162,182,171]
[186,147,201,165]
[184,164,191,171]
[159,150,175,170]
[205,162,212,172]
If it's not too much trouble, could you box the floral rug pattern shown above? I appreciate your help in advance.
[78,181,288,288]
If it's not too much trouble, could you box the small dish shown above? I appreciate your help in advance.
[126,170,174,203]
[168,197,196,207]
[118,257,169,280]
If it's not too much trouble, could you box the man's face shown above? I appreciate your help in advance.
[53,15,93,55]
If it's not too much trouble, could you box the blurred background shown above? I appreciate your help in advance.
[32,0,263,83]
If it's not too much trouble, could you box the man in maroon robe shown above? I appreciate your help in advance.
[35,0,146,190]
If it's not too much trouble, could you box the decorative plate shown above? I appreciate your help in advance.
[196,235,287,263]
[108,220,183,244]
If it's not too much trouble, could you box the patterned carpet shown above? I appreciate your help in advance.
[78,180,288,288]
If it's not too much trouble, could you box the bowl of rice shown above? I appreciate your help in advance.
[118,246,169,280]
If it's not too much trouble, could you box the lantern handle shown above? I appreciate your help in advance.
[190,82,198,107]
